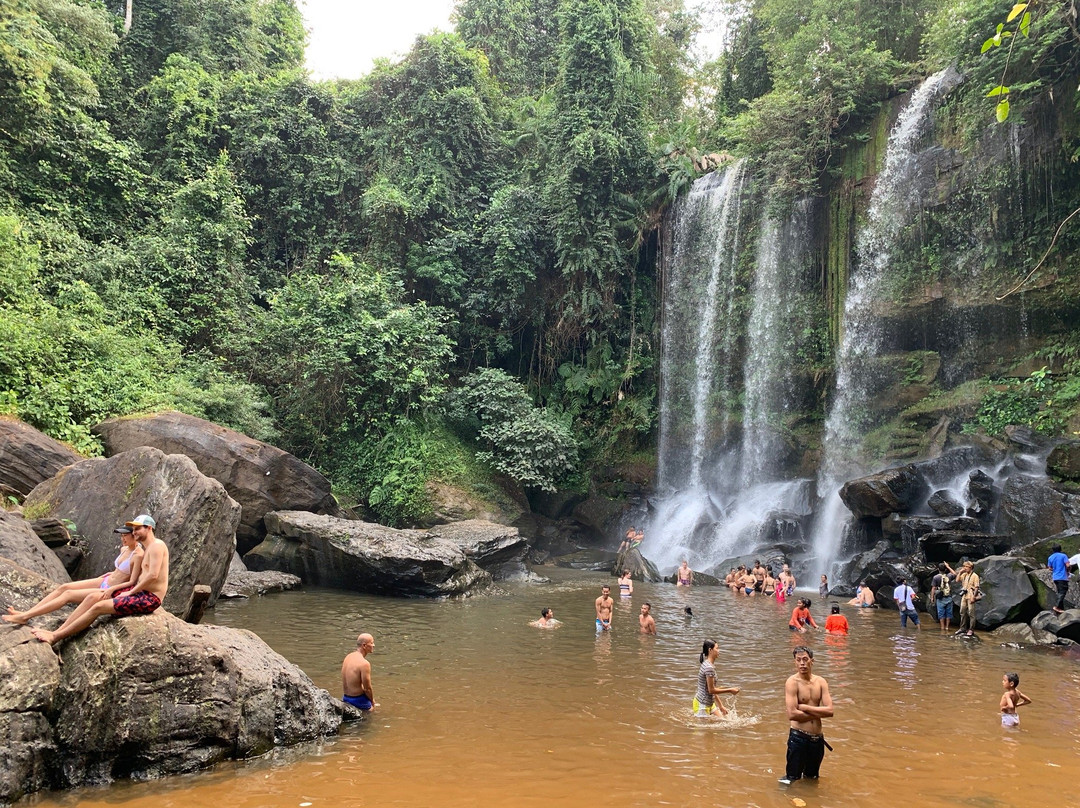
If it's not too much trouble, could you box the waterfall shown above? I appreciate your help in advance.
[658,162,747,492]
[741,200,814,485]
[811,67,959,574]
[651,167,814,573]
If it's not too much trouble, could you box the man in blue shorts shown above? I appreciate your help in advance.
[342,632,376,711]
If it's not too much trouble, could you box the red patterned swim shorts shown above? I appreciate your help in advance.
[112,586,162,616]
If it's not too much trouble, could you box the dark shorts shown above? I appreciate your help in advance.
[343,693,373,711]
[785,728,826,781]
[112,587,162,616]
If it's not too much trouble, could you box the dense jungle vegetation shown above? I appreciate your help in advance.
[2,0,1078,523]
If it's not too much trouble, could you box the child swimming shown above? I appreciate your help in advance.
[1000,672,1031,727]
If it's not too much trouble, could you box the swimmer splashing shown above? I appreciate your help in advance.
[693,640,740,717]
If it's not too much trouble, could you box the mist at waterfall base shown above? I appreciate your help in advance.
[649,68,974,580]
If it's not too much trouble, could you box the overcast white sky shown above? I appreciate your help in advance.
[300,0,458,80]
[298,1,733,81]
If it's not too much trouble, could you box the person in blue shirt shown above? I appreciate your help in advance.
[1047,544,1071,614]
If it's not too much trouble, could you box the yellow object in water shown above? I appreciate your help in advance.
[791,799,807,807]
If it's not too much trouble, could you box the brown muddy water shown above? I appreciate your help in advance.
[21,568,1080,808]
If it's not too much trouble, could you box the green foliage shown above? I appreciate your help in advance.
[446,367,578,490]
[250,253,454,460]
[456,0,560,95]
[964,368,1064,436]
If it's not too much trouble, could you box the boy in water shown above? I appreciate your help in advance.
[1000,672,1031,727]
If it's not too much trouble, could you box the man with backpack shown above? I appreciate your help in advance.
[930,563,955,632]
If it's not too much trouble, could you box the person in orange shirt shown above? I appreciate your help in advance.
[788,598,818,633]
[824,603,849,635]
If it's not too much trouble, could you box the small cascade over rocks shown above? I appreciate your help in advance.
[811,66,964,577]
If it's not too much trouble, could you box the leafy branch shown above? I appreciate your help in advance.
[981,2,1032,122]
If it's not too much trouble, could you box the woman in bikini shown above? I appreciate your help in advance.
[3,526,143,624]
[763,568,776,597]
[618,570,634,597]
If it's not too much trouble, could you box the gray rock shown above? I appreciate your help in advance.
[425,520,531,580]
[834,540,892,593]
[0,558,341,804]
[0,418,81,498]
[28,518,71,548]
[997,474,1080,545]
[974,555,1039,629]
[989,622,1055,645]
[611,547,663,582]
[965,469,997,518]
[23,447,241,614]
[1031,608,1080,643]
[919,530,1013,563]
[219,568,302,599]
[840,466,928,519]
[1004,425,1054,452]
[554,548,620,572]
[1047,440,1080,481]
[93,412,339,555]
[0,511,70,582]
[927,490,965,517]
[1027,567,1080,612]
[248,511,491,597]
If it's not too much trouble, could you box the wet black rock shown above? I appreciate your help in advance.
[965,469,997,519]
[927,490,965,517]
[919,530,1013,562]
[840,466,928,519]
[973,555,1039,630]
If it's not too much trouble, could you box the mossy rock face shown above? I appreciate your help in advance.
[1048,441,1080,481]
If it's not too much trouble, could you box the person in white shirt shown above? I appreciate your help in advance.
[893,577,921,630]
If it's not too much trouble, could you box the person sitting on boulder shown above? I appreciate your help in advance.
[30,515,168,645]
[4,526,143,625]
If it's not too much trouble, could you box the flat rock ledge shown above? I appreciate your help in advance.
[247,511,492,597]
[220,568,303,599]
[0,558,343,804]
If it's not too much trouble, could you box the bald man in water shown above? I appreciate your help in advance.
[342,633,376,712]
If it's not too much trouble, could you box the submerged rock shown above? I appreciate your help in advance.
[248,511,491,597]
[0,558,342,804]
[23,447,241,614]
[93,412,340,555]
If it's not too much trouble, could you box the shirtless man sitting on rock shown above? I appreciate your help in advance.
[30,514,168,645]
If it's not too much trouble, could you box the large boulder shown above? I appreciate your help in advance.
[989,622,1056,646]
[997,474,1080,545]
[965,469,997,520]
[1027,568,1080,612]
[93,412,339,555]
[974,555,1039,630]
[248,511,491,597]
[0,558,342,804]
[840,466,929,519]
[611,547,663,582]
[425,520,531,580]
[1047,440,1080,481]
[927,490,965,517]
[900,515,981,554]
[23,447,241,614]
[0,511,69,582]
[918,530,1013,563]
[1031,608,1080,643]
[0,417,82,499]
[219,568,303,599]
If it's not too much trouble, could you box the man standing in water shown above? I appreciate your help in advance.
[342,633,376,711]
[639,602,656,634]
[779,646,833,785]
[595,584,614,631]
[30,514,168,645]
